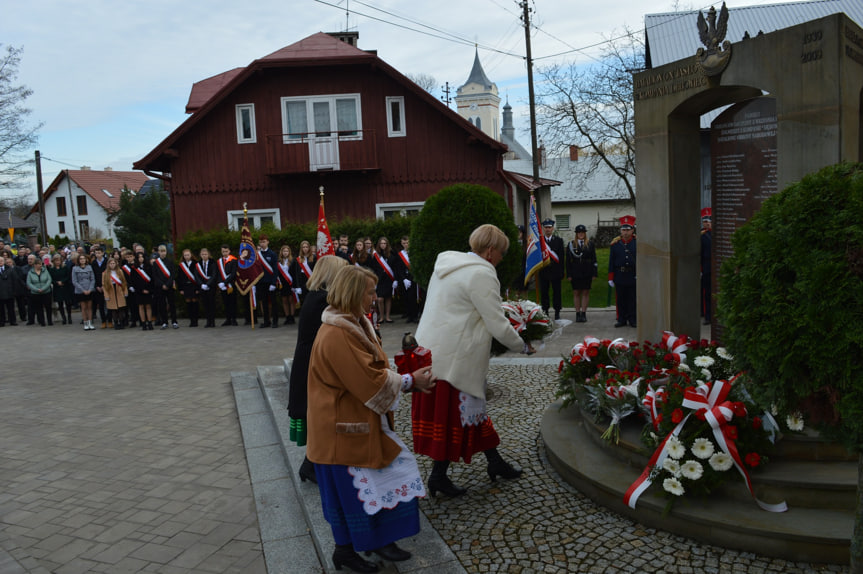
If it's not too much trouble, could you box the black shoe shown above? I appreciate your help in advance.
[426,475,466,498]
[487,458,523,482]
[205,322,215,328]
[554,310,560,320]
[614,322,627,328]
[629,321,637,327]
[333,545,379,573]
[261,321,271,328]
[582,312,587,323]
[147,322,155,331]
[271,321,278,328]
[365,542,411,562]
[230,320,238,326]
[190,321,198,327]
[298,457,317,484]
[221,319,231,326]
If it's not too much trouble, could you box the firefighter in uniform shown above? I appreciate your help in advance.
[608,215,637,328]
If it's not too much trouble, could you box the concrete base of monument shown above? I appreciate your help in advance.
[541,400,854,565]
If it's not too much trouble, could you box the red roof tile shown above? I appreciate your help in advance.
[186,68,244,114]
[42,170,151,213]
[260,32,373,62]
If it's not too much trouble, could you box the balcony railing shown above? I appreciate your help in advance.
[265,130,379,175]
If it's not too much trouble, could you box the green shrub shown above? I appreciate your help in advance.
[410,183,518,287]
[717,162,863,451]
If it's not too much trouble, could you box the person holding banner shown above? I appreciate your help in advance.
[369,237,396,323]
[177,249,200,327]
[412,224,534,498]
[288,255,348,484]
[196,248,217,328]
[277,245,298,325]
[538,219,565,320]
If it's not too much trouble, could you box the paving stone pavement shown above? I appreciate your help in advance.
[0,309,848,573]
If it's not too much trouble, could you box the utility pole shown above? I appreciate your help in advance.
[520,0,540,184]
[440,81,453,108]
[35,150,46,243]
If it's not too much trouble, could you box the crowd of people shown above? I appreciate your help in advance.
[0,232,421,331]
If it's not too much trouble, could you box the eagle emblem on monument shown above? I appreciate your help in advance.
[696,2,732,77]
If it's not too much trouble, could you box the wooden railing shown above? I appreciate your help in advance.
[264,130,379,175]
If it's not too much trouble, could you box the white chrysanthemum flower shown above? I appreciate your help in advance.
[662,458,681,477]
[666,437,685,460]
[680,460,704,480]
[663,477,685,496]
[716,347,733,360]
[701,368,712,381]
[709,452,734,472]
[691,438,715,460]
[786,412,805,431]
[677,363,691,372]
[770,404,779,416]
[694,356,715,368]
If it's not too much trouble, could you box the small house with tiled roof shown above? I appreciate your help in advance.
[0,211,36,245]
[37,168,152,243]
[135,32,530,240]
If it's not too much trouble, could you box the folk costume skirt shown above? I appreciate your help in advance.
[411,380,500,464]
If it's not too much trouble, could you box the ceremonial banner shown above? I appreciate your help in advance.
[524,194,549,286]
[316,190,335,257]
[235,208,263,297]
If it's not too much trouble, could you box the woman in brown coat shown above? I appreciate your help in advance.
[307,265,435,573]
[102,257,129,330]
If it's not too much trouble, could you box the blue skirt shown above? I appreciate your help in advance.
[315,463,420,551]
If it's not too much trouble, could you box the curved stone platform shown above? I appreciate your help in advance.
[541,400,854,565]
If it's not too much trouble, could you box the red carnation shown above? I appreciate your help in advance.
[744,452,761,467]
[630,341,639,348]
[663,353,675,363]
[587,346,599,358]
[656,413,663,424]
[727,426,738,440]
[752,416,763,429]
[646,349,657,358]
[731,402,747,417]
[671,408,684,423]
[689,339,700,350]
[700,339,709,347]
[601,339,612,347]
[558,360,564,373]
[570,356,581,365]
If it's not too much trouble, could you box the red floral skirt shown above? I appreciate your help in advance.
[411,380,500,464]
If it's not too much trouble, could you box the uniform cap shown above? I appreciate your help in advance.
[701,207,712,220]
[619,215,636,229]
[575,224,587,233]
[542,218,555,227]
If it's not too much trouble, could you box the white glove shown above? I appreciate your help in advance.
[293,288,302,296]
[128,286,135,293]
[269,284,276,292]
[218,282,226,291]
[608,280,615,288]
[201,284,209,291]
[403,279,412,289]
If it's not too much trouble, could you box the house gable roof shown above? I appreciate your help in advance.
[186,68,245,113]
[0,211,35,231]
[135,32,505,172]
[39,170,152,213]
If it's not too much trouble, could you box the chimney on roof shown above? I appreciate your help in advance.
[81,166,91,171]
[327,31,359,47]
[569,145,579,162]
[104,167,113,171]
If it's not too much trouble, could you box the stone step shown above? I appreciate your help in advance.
[542,401,852,565]
[579,408,857,509]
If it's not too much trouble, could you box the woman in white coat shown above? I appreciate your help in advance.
[412,224,534,497]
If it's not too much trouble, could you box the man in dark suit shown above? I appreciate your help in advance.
[700,207,712,325]
[539,218,565,320]
[608,215,637,328]
[90,245,109,328]
[257,235,280,328]
[394,236,419,323]
[152,244,178,329]
[196,248,217,328]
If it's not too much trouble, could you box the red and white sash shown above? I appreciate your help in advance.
[218,258,231,281]
[299,258,313,279]
[398,250,410,270]
[544,237,560,263]
[122,264,133,276]
[258,251,274,275]
[278,262,294,286]
[373,252,394,280]
[180,261,196,282]
[196,261,211,281]
[110,272,123,286]
[135,267,151,283]
[155,258,172,279]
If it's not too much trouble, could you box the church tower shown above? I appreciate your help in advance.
[455,49,500,140]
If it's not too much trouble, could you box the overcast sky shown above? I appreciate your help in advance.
[3,0,767,198]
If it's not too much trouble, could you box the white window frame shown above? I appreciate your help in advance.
[280,94,362,143]
[226,208,281,230]
[375,201,424,220]
[236,104,257,143]
[385,96,406,137]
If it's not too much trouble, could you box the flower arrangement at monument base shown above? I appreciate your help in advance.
[558,332,791,511]
[491,299,553,355]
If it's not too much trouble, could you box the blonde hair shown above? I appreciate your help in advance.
[469,224,509,254]
[307,255,348,291]
[327,265,377,316]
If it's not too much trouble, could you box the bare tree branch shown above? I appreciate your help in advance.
[0,44,43,192]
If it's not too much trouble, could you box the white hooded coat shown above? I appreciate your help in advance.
[415,251,524,399]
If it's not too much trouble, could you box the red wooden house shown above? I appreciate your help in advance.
[134,32,516,239]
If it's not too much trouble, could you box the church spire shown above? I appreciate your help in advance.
[461,47,494,91]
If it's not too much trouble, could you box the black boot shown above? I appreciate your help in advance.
[332,544,379,573]
[298,456,317,484]
[426,460,466,498]
[485,448,523,482]
[189,302,199,327]
[59,307,67,325]
[365,542,411,562]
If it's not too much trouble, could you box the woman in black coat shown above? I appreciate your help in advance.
[565,224,598,323]
[287,255,347,483]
